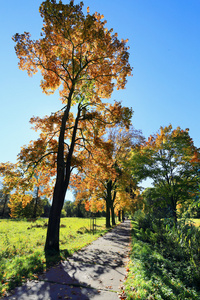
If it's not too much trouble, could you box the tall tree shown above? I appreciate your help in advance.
[72,126,143,227]
[130,125,200,222]
[71,138,117,228]
[13,0,132,253]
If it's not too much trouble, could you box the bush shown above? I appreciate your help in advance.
[124,213,200,299]
[133,210,152,231]
[61,209,67,218]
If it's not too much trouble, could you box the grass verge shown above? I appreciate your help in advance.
[124,220,200,300]
[0,217,109,297]
[191,218,200,227]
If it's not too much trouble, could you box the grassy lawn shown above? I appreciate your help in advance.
[0,217,108,297]
[124,220,200,300]
[191,218,200,227]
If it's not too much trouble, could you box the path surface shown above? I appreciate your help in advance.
[3,220,131,300]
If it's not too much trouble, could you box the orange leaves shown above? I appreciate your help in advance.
[13,0,132,103]
[0,162,16,177]
[94,12,105,21]
[11,0,134,225]
[71,126,141,214]
[0,147,55,219]
[108,101,133,129]
[84,200,90,211]
[148,135,154,144]
[8,193,32,218]
[191,151,200,163]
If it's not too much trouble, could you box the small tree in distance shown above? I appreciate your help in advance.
[12,0,132,254]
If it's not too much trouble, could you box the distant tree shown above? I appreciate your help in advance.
[130,125,200,223]
[63,201,74,217]
[61,208,67,218]
[63,200,91,218]
[0,162,54,219]
[41,198,51,218]
[0,187,10,218]
[7,186,46,219]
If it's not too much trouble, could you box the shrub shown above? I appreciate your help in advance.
[124,213,200,299]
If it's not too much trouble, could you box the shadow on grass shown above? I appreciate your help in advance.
[1,252,45,296]
[1,221,126,298]
[128,224,200,299]
[45,248,73,270]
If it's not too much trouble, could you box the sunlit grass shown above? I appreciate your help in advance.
[0,217,108,297]
[191,218,200,227]
[124,220,200,300]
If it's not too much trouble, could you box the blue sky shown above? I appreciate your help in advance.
[1,0,200,197]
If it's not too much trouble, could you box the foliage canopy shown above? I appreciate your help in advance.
[130,125,200,221]
[10,0,133,252]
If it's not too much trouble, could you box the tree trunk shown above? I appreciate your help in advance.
[105,180,113,228]
[105,179,117,227]
[32,187,39,219]
[106,200,111,228]
[171,196,177,224]
[45,96,81,255]
[111,189,116,226]
[122,210,125,221]
[172,207,177,224]
[118,210,121,222]
[1,194,9,218]
[111,204,116,226]
[45,182,66,253]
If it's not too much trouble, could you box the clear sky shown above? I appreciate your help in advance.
[1,0,200,198]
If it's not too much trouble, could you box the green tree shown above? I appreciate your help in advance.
[141,187,170,220]
[130,125,200,223]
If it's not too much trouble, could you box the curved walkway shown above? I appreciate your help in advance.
[3,220,131,300]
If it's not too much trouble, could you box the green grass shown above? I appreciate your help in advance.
[124,220,200,300]
[0,217,108,297]
[191,218,200,227]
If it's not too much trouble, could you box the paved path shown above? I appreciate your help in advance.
[3,220,131,300]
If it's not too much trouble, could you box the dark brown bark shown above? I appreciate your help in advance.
[122,210,125,221]
[105,200,111,228]
[1,194,9,218]
[105,180,112,228]
[110,205,116,226]
[118,210,121,222]
[172,200,177,223]
[111,189,116,226]
[105,179,116,227]
[45,95,81,254]
[32,187,39,219]
[170,196,177,224]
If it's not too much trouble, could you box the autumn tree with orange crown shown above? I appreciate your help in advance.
[13,0,132,254]
[0,159,55,219]
[71,126,144,228]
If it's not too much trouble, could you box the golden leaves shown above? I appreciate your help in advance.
[191,151,200,163]
[10,0,134,220]
[13,0,132,102]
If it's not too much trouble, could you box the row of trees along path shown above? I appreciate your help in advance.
[0,0,134,254]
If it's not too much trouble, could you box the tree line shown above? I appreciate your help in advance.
[0,0,200,256]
